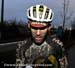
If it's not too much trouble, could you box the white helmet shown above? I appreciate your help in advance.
[27,4,54,23]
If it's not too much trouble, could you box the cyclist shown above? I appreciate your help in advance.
[16,4,68,68]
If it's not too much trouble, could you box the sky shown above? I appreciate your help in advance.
[0,0,75,28]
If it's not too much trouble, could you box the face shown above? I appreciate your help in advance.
[28,21,50,45]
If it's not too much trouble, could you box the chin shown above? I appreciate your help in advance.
[35,42,42,45]
[34,40,44,45]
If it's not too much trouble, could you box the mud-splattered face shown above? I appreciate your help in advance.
[28,21,50,45]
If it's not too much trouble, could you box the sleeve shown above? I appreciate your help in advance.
[56,44,64,59]
[16,41,25,68]
[58,45,68,68]
[52,38,68,68]
[52,38,64,59]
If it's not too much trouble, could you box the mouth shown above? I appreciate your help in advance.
[35,37,42,42]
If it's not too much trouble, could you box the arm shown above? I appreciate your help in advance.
[52,38,68,68]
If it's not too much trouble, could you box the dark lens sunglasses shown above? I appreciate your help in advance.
[30,24,50,30]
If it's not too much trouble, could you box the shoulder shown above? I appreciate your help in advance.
[49,34,63,47]
[16,39,31,62]
[51,35,65,51]
[17,40,27,48]
[51,35,65,52]
[46,35,64,53]
[17,37,31,46]
[17,37,33,52]
[52,37,63,47]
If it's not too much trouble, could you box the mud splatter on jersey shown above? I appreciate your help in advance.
[25,41,54,64]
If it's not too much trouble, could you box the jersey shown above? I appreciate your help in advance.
[16,35,68,68]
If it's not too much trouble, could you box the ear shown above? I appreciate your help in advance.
[47,26,51,32]
[28,23,30,28]
[28,20,31,28]
[48,26,51,30]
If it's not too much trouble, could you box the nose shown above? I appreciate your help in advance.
[36,29,41,36]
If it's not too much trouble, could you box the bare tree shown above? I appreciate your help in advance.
[61,0,73,29]
[71,17,75,29]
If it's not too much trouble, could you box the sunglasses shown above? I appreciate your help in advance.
[30,24,50,30]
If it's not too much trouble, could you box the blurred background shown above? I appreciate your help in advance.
[0,0,75,68]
